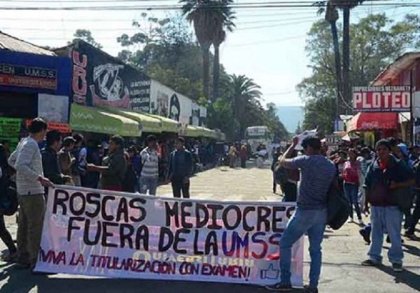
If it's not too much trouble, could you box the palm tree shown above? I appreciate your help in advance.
[229,74,262,138]
[332,0,364,112]
[181,0,234,100]
[211,1,235,101]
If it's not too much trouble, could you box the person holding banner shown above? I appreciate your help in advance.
[87,135,127,192]
[168,137,193,198]
[267,136,335,293]
[8,118,54,270]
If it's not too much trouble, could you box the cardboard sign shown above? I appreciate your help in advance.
[352,86,411,112]
[35,186,304,287]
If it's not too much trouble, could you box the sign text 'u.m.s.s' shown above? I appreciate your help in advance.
[35,186,303,286]
[353,86,411,112]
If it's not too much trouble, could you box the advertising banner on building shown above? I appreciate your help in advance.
[67,41,151,112]
[38,93,70,123]
[150,80,193,126]
[35,186,303,287]
[0,50,71,96]
[352,86,411,112]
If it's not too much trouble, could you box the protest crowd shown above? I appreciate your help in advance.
[0,118,419,293]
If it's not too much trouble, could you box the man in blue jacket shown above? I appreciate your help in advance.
[168,137,193,198]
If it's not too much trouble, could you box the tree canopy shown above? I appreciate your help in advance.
[299,13,420,133]
[69,13,289,142]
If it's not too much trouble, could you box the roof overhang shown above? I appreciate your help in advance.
[371,52,420,86]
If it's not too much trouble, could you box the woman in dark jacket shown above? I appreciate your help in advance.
[0,144,17,261]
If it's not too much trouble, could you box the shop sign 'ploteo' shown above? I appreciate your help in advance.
[352,86,411,112]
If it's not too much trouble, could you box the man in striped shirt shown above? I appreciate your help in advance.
[8,118,53,271]
[139,135,159,195]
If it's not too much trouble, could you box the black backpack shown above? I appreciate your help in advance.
[327,177,351,230]
[274,163,289,185]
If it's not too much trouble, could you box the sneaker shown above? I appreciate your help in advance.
[304,285,318,293]
[359,229,371,244]
[392,263,403,272]
[265,282,293,291]
[1,251,18,263]
[361,259,381,267]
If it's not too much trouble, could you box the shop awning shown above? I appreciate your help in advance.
[195,126,217,139]
[346,112,399,132]
[70,104,141,137]
[185,125,201,137]
[145,113,180,133]
[104,108,162,133]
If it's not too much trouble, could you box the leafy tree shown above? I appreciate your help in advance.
[71,29,102,49]
[265,103,290,142]
[299,14,420,133]
[117,13,204,100]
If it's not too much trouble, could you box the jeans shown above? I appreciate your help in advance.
[368,206,403,265]
[344,183,362,220]
[139,176,158,195]
[280,208,327,288]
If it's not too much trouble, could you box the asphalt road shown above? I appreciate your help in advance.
[1,161,419,292]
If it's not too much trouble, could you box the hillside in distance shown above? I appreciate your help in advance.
[276,106,304,133]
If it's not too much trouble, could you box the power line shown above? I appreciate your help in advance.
[0,2,418,11]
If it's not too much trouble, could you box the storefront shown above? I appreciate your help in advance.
[370,52,420,144]
[0,35,72,148]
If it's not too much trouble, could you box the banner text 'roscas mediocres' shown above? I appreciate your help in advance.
[35,186,303,286]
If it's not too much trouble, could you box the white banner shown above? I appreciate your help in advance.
[35,186,303,286]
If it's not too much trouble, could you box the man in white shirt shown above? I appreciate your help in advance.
[8,118,53,271]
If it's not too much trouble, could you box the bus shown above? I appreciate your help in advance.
[244,126,272,154]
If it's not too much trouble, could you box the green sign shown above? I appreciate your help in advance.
[0,117,22,150]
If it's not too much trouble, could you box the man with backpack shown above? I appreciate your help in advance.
[266,136,335,293]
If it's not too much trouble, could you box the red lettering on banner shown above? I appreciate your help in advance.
[39,249,66,265]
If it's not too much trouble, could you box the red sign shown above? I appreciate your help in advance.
[0,63,57,90]
[25,120,71,134]
[352,86,411,112]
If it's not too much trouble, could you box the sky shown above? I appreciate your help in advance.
[0,0,418,107]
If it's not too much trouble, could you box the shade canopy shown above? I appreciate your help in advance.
[347,112,399,132]
[70,104,141,137]
[108,109,162,133]
[145,113,180,133]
